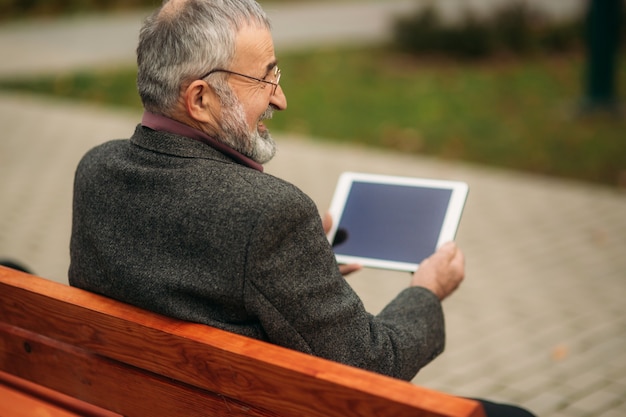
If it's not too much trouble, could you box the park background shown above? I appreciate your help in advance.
[0,1,625,417]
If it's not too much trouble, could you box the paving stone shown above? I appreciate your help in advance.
[598,406,626,417]
[567,389,626,416]
[523,391,569,416]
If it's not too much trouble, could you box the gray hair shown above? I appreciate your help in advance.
[137,0,271,115]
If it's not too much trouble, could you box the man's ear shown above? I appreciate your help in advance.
[184,80,219,123]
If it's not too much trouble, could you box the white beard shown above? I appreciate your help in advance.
[218,98,277,165]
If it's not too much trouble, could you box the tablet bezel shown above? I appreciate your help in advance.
[327,172,469,272]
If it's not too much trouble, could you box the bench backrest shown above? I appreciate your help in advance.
[0,266,485,417]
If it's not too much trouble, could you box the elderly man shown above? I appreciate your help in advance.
[69,2,533,415]
[70,0,458,377]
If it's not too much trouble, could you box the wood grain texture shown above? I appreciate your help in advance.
[0,383,83,417]
[0,266,486,417]
[0,371,121,417]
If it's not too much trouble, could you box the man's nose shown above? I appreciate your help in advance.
[271,85,287,110]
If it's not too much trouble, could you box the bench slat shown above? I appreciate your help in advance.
[0,323,273,417]
[0,371,122,417]
[0,267,485,417]
[0,382,84,417]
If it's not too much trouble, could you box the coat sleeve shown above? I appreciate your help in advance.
[242,184,445,381]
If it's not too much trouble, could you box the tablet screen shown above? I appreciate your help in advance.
[327,172,468,272]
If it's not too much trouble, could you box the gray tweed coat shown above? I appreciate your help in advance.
[69,125,445,380]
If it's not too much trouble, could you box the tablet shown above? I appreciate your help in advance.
[327,172,468,272]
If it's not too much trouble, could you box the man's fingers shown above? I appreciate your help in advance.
[322,212,332,234]
[433,241,457,262]
[339,263,362,276]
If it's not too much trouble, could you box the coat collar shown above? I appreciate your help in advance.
[139,111,263,172]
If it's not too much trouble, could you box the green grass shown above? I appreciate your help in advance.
[0,70,143,108]
[1,47,624,187]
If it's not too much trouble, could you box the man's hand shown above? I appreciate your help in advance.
[322,212,362,276]
[410,242,464,301]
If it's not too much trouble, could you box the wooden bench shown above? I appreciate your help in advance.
[0,266,485,417]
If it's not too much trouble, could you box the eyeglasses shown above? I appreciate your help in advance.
[200,66,281,95]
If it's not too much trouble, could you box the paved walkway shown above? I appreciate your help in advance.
[1,2,624,417]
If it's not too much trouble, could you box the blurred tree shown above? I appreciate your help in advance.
[581,0,624,114]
